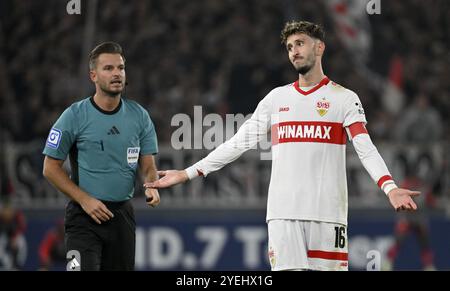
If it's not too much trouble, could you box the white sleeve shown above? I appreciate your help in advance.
[343,91,367,127]
[185,93,272,179]
[351,132,398,195]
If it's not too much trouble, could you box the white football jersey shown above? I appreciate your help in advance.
[186,77,393,225]
[265,77,366,225]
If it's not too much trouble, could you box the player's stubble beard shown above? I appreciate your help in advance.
[292,42,317,76]
[294,51,316,75]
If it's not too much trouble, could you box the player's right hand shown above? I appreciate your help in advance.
[79,196,114,224]
[143,170,189,189]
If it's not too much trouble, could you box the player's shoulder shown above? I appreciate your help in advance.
[269,82,297,96]
[277,82,297,91]
[327,80,360,101]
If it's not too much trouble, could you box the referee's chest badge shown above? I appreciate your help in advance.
[316,98,330,117]
[127,147,140,168]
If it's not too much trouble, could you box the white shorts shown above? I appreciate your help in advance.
[268,219,348,271]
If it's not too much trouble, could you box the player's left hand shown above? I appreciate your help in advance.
[144,187,160,207]
[387,188,420,211]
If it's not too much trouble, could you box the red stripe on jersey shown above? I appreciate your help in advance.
[377,175,393,188]
[348,122,368,138]
[197,169,204,176]
[272,121,346,145]
[307,250,348,261]
[293,77,330,95]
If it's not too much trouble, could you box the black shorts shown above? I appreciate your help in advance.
[64,199,135,271]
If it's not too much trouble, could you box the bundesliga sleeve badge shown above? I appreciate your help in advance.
[46,128,62,149]
[316,98,330,117]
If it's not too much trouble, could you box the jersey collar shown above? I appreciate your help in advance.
[293,76,330,95]
[90,96,122,115]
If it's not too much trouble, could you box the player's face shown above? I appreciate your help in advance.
[90,53,126,97]
[286,33,321,75]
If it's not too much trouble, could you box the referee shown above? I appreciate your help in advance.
[42,42,159,271]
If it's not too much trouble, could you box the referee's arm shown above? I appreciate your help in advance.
[139,154,160,207]
[43,155,114,224]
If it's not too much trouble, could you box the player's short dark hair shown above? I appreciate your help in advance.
[89,41,125,70]
[280,21,325,45]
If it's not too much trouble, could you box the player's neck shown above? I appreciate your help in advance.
[93,92,121,112]
[297,65,325,87]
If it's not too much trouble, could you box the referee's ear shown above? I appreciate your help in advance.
[89,69,97,83]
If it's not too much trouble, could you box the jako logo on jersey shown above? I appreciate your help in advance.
[46,128,62,149]
[279,107,290,112]
[316,98,330,117]
[127,147,140,168]
[272,121,346,145]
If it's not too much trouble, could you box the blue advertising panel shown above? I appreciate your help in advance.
[5,209,450,271]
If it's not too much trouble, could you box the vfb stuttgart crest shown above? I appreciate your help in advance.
[316,98,330,117]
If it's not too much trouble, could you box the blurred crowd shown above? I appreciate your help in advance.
[0,0,448,145]
[0,1,448,270]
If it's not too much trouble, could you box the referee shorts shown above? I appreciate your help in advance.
[64,199,135,271]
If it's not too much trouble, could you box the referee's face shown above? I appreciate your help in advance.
[90,53,126,97]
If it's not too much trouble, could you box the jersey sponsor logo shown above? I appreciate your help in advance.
[316,98,330,117]
[46,128,62,149]
[271,121,346,145]
[127,147,140,168]
[279,107,290,112]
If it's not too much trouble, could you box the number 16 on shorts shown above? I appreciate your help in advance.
[334,226,346,248]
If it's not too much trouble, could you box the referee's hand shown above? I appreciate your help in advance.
[145,187,160,208]
[80,196,114,224]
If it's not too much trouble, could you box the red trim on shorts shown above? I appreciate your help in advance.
[348,122,368,138]
[377,175,393,188]
[307,250,348,261]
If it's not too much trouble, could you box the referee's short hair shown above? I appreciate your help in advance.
[89,42,125,70]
